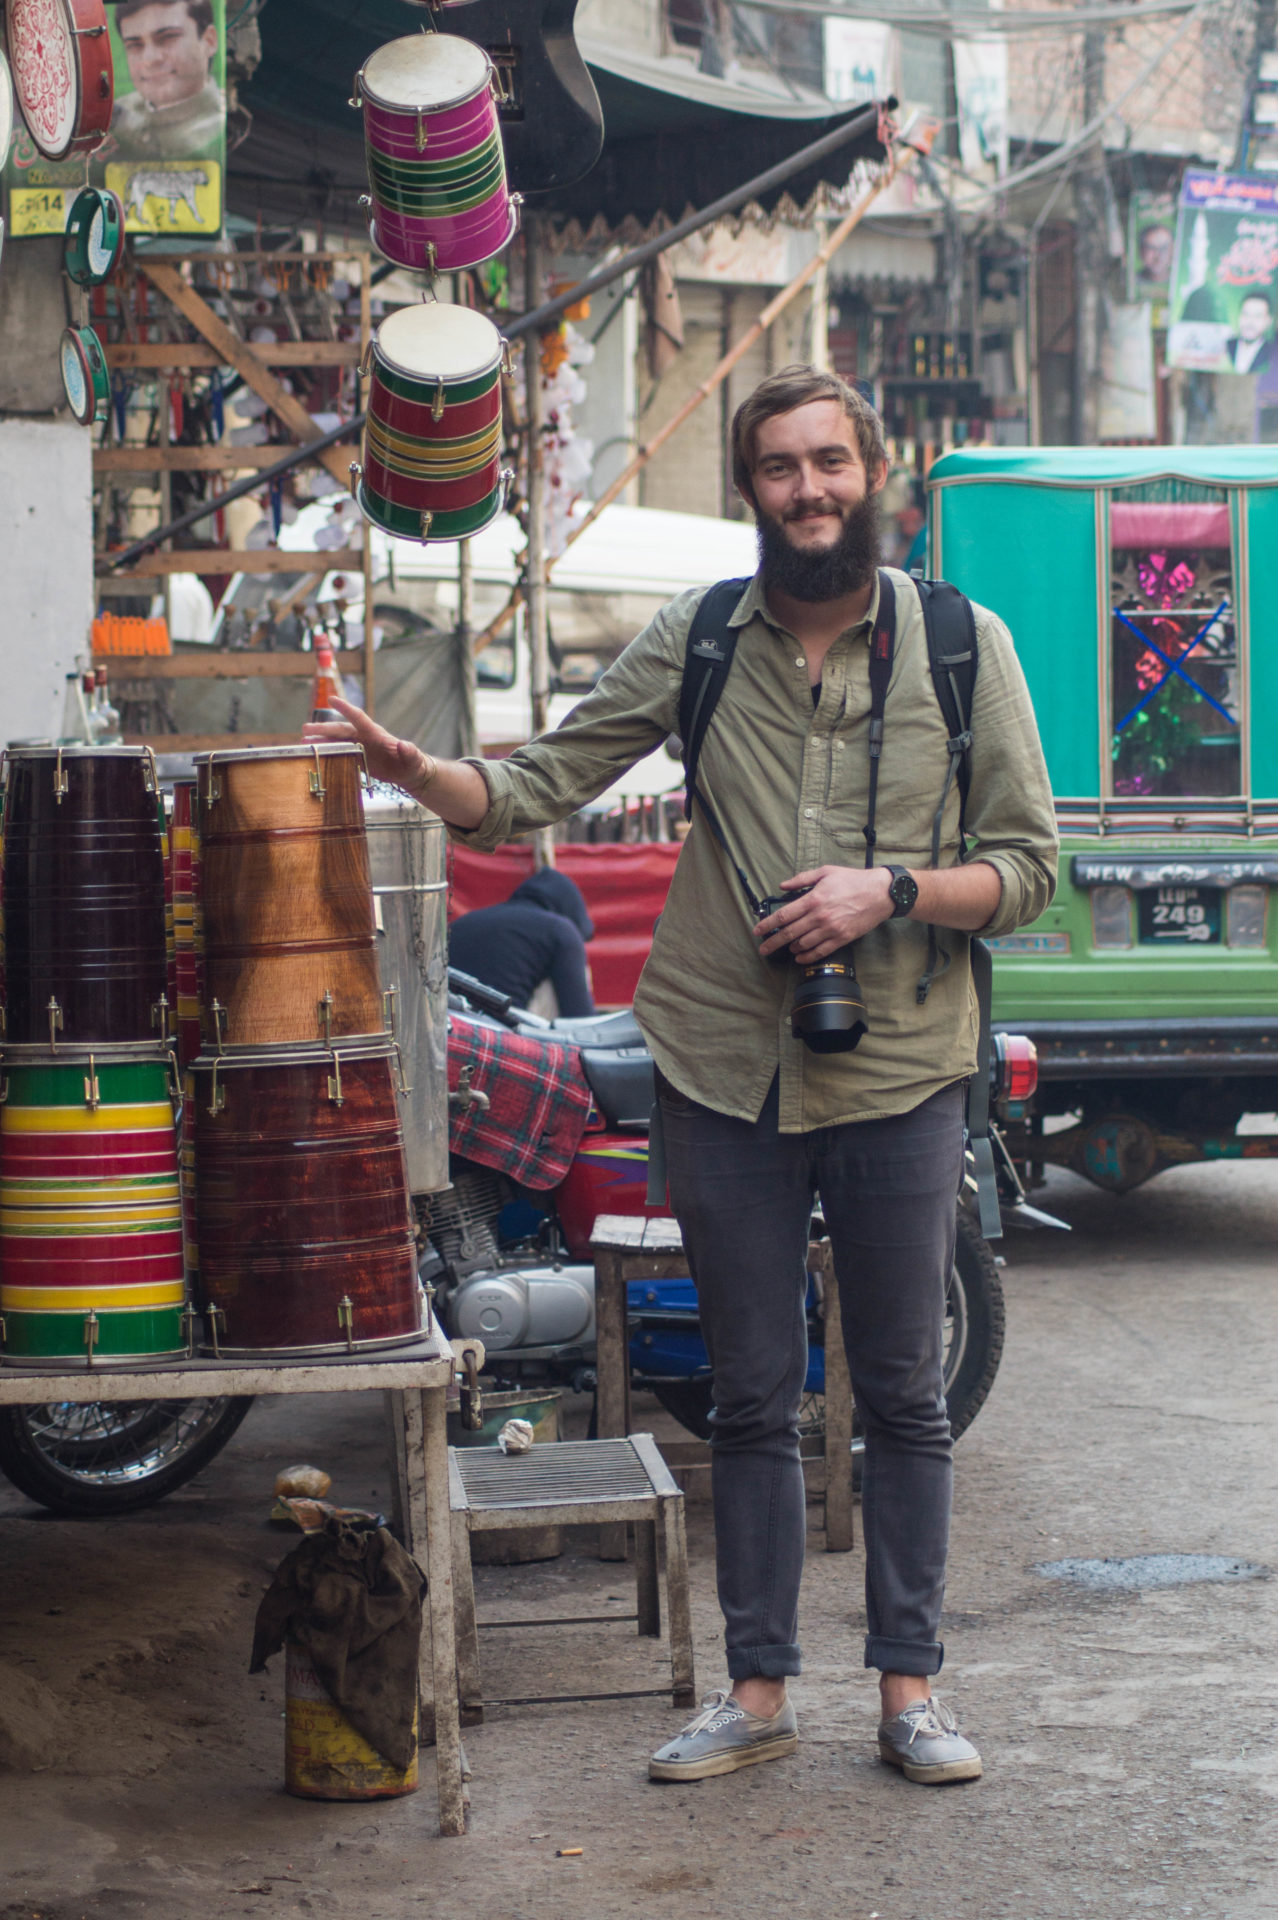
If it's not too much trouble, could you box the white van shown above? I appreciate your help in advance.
[369,503,758,798]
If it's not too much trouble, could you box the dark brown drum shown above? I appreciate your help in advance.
[196,745,385,1049]
[185,1040,422,1357]
[0,746,167,1047]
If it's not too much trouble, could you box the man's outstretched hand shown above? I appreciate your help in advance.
[302,696,432,798]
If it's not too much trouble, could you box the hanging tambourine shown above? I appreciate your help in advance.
[0,48,14,174]
[64,186,124,286]
[61,324,110,425]
[7,0,114,162]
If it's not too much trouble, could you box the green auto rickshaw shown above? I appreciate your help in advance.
[928,446,1278,1194]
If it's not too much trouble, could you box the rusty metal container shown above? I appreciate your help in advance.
[284,1639,418,1801]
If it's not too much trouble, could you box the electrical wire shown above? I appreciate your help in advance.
[740,0,1204,34]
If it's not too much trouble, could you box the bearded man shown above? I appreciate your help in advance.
[307,366,1057,1789]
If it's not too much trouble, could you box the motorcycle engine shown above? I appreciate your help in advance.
[419,1169,505,1279]
[446,1264,596,1352]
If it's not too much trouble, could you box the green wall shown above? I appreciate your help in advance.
[934,483,1100,798]
[1247,489,1278,800]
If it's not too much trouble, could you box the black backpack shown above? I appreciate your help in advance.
[676,569,1002,1238]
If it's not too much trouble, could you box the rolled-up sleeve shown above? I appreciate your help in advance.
[965,608,1058,937]
[446,591,693,854]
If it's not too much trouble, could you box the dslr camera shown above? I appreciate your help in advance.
[755,885,868,1055]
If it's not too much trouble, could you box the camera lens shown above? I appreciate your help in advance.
[790,944,869,1054]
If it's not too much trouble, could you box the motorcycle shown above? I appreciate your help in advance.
[425,968,1049,1450]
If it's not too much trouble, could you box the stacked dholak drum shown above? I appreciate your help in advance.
[0,741,448,1370]
[0,746,187,1367]
[183,744,429,1358]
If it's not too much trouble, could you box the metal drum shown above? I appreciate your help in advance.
[0,1048,187,1366]
[363,783,448,1194]
[0,747,167,1049]
[184,1040,423,1358]
[353,32,517,274]
[195,744,386,1050]
[353,303,510,545]
[7,0,114,162]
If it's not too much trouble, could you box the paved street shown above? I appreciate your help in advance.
[1,1160,1275,1920]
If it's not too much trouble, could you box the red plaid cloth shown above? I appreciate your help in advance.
[447,1016,592,1189]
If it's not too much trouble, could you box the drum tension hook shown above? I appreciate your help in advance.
[318,990,336,1047]
[337,1296,357,1352]
[0,1076,7,1108]
[83,1056,101,1112]
[53,749,68,803]
[431,379,446,424]
[152,992,171,1040]
[327,1052,345,1107]
[48,998,64,1053]
[210,999,228,1054]
[207,1305,225,1357]
[382,984,399,1037]
[83,1312,100,1367]
[207,1058,225,1117]
[180,1306,200,1359]
[349,461,363,503]
[393,1041,413,1098]
[308,745,327,801]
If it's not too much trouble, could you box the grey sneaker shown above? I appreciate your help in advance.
[877,1696,982,1784]
[649,1688,799,1782]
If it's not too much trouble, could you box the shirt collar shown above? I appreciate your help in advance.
[728,568,882,642]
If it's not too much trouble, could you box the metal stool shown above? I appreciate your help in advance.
[448,1433,696,1720]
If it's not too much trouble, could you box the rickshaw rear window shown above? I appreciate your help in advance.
[1109,481,1239,799]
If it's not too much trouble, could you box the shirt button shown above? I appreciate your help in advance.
[804,807,814,818]
[834,740,844,750]
[794,657,804,668]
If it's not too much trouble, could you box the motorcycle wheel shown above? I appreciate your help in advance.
[648,1207,1005,1448]
[0,1396,254,1517]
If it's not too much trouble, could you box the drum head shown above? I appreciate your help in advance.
[8,0,80,160]
[376,302,501,383]
[362,33,490,113]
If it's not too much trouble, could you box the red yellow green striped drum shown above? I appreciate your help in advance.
[0,1049,187,1365]
[353,303,511,545]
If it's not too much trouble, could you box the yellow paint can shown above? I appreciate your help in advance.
[284,1640,418,1801]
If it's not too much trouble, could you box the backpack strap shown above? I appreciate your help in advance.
[912,576,980,1007]
[861,571,896,867]
[679,577,752,823]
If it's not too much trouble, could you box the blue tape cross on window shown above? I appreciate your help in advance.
[1114,597,1236,735]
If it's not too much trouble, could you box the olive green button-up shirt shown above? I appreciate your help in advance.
[452,567,1057,1131]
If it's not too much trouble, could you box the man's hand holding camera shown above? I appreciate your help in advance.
[753,866,894,962]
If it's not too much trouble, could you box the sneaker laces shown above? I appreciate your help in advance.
[898,1698,957,1745]
[678,1689,746,1738]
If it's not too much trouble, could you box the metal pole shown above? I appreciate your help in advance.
[455,537,478,759]
[1073,26,1106,445]
[523,218,556,871]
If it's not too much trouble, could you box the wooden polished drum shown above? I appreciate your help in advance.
[0,747,167,1049]
[353,32,517,273]
[353,303,509,545]
[184,1040,422,1358]
[363,783,448,1194]
[196,744,386,1050]
[167,779,204,1069]
[0,1049,187,1366]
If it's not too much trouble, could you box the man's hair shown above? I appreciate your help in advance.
[117,0,216,34]
[731,365,887,504]
[1240,289,1273,311]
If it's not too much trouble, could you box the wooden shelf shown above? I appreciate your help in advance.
[105,651,367,681]
[98,548,366,579]
[104,342,361,369]
[95,447,315,472]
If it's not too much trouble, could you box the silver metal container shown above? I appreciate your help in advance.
[362,780,449,1194]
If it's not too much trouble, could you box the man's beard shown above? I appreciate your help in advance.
[756,493,882,602]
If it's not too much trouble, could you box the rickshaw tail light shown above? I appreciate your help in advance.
[991,1033,1038,1104]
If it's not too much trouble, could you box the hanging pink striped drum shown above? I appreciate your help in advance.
[352,33,518,274]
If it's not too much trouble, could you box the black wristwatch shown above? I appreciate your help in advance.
[885,865,919,919]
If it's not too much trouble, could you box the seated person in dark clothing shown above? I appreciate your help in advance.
[448,869,597,1016]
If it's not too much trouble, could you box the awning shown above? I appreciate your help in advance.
[230,2,887,235]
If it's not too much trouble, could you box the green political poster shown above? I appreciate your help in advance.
[1167,169,1278,375]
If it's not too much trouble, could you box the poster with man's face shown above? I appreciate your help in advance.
[4,0,226,238]
[1167,169,1278,375]
[1127,191,1175,322]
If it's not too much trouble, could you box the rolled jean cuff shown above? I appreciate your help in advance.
[864,1635,944,1677]
[727,1642,802,1680]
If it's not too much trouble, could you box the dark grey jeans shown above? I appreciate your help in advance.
[657,1071,965,1681]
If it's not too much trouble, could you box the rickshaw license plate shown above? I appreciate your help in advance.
[1137,886,1221,944]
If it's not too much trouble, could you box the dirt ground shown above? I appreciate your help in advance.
[1,1161,1275,1920]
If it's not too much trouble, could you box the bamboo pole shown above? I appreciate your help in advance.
[472,154,899,657]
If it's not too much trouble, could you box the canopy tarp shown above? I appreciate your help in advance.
[929,447,1278,490]
[231,1,887,233]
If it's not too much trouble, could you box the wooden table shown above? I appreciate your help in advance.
[0,1318,475,1836]
[590,1213,856,1555]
